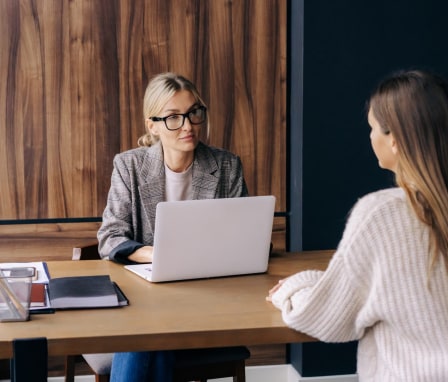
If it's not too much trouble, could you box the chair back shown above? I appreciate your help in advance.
[72,243,100,260]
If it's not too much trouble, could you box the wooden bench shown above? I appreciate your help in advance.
[0,222,101,262]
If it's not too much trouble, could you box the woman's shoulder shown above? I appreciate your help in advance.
[114,144,161,163]
[115,146,147,158]
[336,188,410,262]
[354,187,406,209]
[347,187,408,230]
[111,145,164,178]
[356,187,405,207]
[197,142,242,159]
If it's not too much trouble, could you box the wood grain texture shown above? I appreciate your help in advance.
[0,0,286,246]
[0,222,101,262]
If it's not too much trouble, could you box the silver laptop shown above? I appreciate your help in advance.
[124,195,276,282]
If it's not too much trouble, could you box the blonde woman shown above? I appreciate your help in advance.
[268,70,448,381]
[98,72,248,264]
[98,72,248,381]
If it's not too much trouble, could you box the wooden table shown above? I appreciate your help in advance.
[0,250,334,381]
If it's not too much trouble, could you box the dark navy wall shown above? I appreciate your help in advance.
[288,0,448,377]
[298,0,448,250]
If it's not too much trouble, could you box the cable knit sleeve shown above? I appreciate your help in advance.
[271,188,407,343]
[271,255,366,342]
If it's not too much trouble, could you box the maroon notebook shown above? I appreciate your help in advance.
[30,283,47,307]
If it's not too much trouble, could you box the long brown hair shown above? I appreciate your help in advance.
[368,70,448,274]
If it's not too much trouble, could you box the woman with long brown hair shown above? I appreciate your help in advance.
[268,70,448,381]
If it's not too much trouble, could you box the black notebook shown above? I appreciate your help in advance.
[48,275,128,309]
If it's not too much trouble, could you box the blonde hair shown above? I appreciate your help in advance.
[138,72,208,147]
[368,70,448,275]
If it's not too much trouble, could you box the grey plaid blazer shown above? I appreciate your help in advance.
[98,141,248,262]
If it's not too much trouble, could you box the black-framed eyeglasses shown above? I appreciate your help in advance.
[150,106,207,131]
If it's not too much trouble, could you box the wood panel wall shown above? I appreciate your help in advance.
[0,0,287,247]
[0,1,288,371]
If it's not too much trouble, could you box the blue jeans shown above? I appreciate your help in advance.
[110,351,175,382]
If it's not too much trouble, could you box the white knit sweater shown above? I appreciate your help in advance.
[271,188,448,381]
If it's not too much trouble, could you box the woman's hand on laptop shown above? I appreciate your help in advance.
[128,246,154,263]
